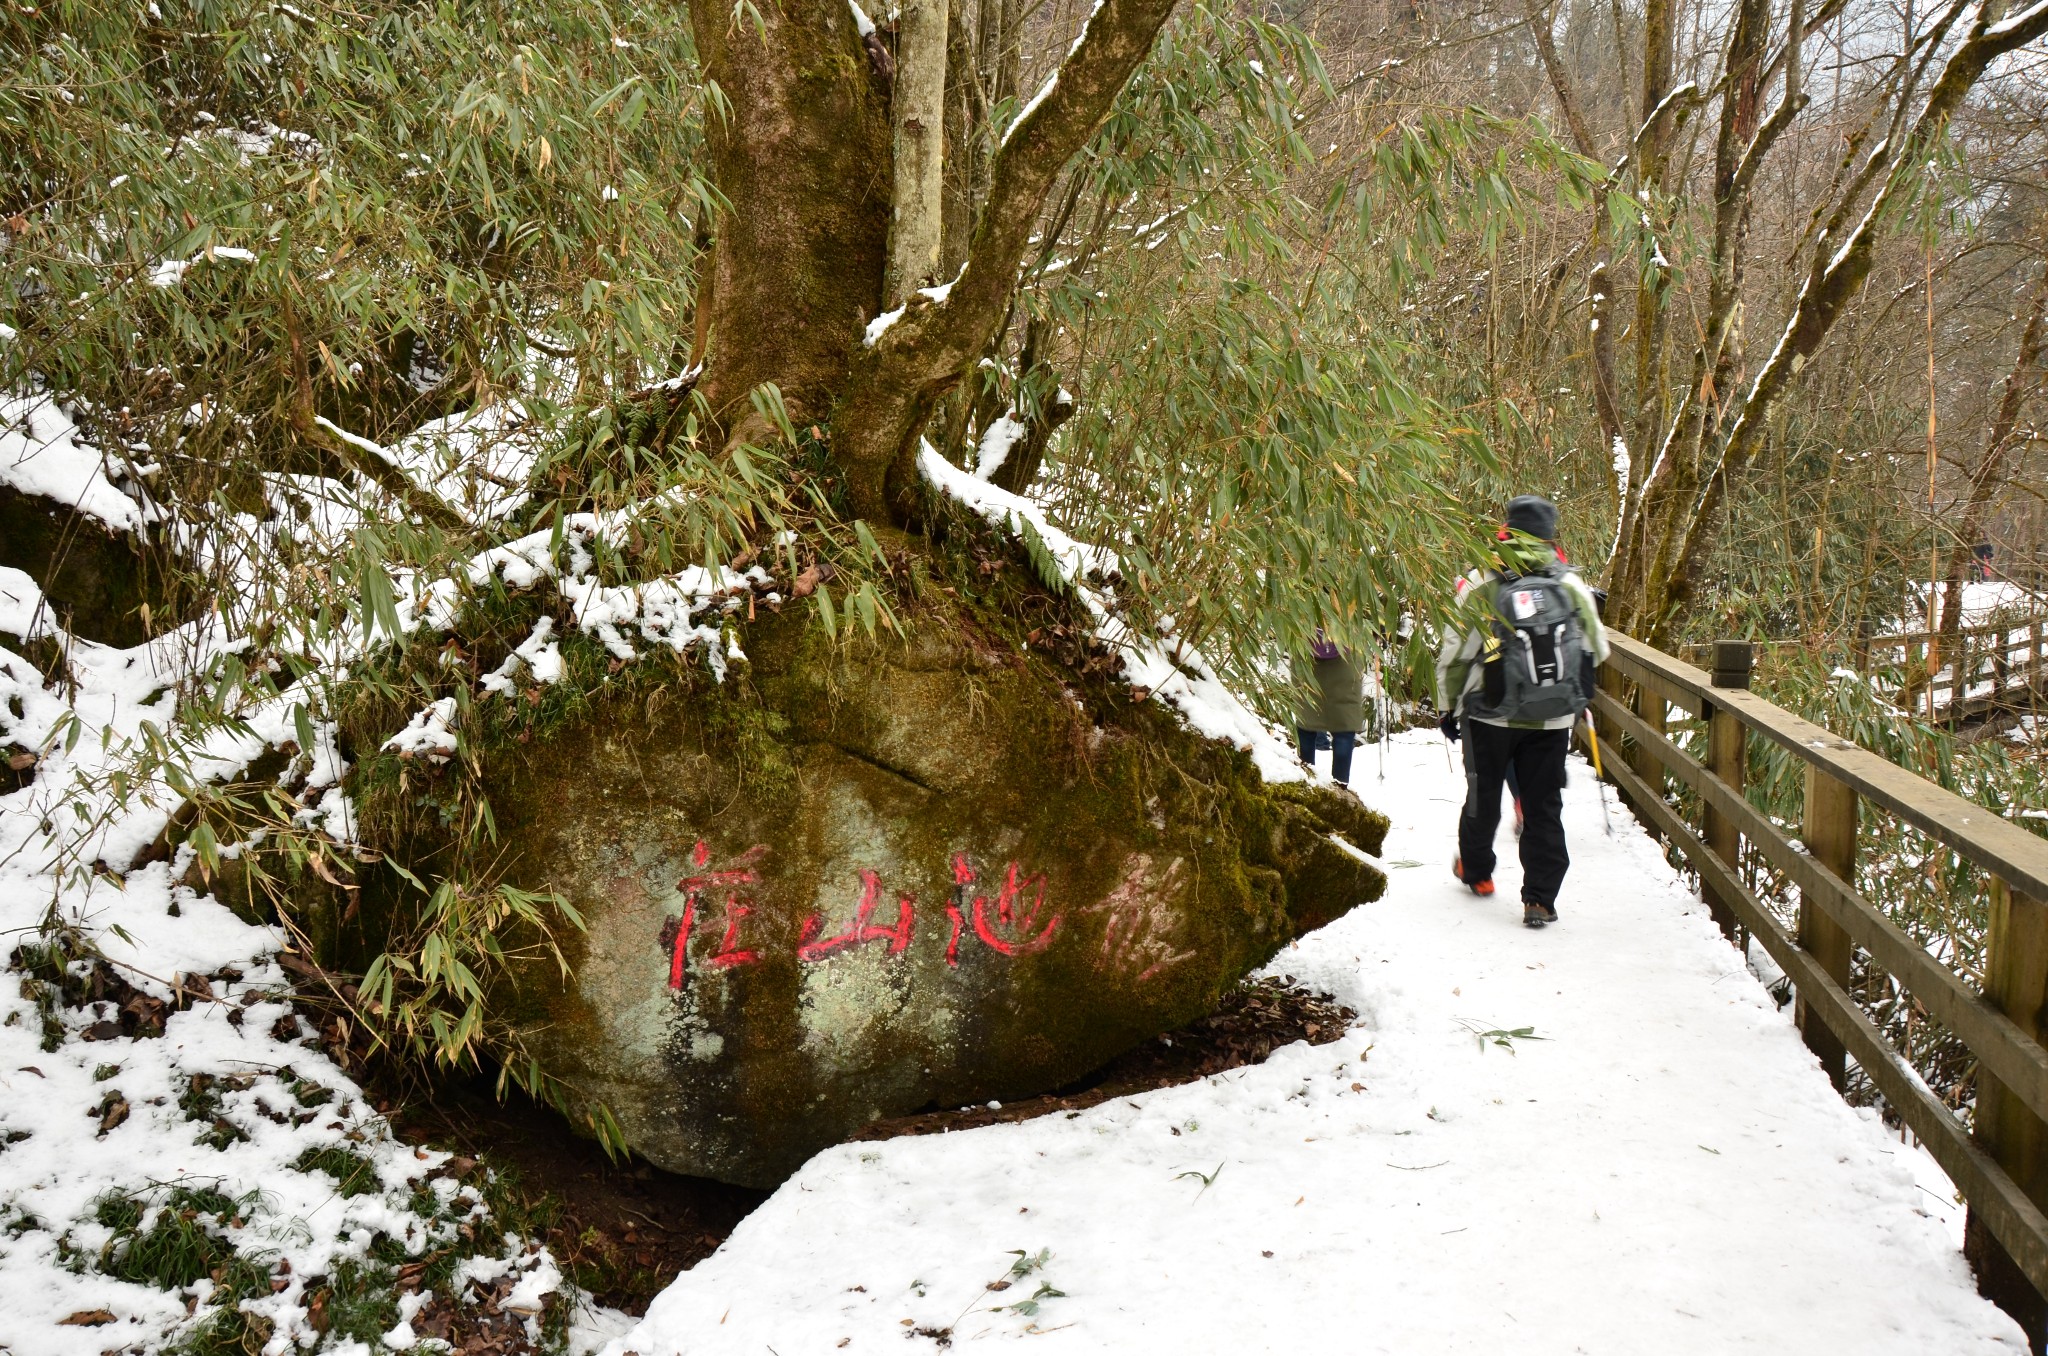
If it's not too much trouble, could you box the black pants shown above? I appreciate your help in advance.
[1458,722,1570,906]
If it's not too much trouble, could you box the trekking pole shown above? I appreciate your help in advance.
[1584,715,1616,837]
[1373,653,1388,782]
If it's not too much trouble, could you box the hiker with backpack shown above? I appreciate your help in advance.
[1295,631,1365,788]
[1434,495,1609,928]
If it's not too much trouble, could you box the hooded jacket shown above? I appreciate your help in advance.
[1434,531,1609,730]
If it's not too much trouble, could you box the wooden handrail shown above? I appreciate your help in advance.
[1678,618,2048,658]
[1593,632,2048,1331]
[1595,738,2048,1294]
[1680,619,2048,724]
[1868,618,2046,649]
[1607,635,2048,901]
[1593,689,2048,1127]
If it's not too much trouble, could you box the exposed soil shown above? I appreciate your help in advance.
[392,1082,769,1315]
[393,975,1355,1316]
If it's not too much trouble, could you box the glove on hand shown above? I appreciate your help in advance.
[1438,712,1460,743]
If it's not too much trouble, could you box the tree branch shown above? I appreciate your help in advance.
[896,0,1179,363]
[311,417,470,531]
[1722,0,2048,469]
[1529,0,1599,158]
[1760,0,1847,91]
[1647,0,2048,639]
[1937,260,2048,643]
[834,0,1182,519]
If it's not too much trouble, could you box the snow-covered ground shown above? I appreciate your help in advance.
[602,731,2025,1355]
[1913,581,2045,631]
[1,390,2025,1350]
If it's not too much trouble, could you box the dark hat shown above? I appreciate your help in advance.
[1504,495,1558,540]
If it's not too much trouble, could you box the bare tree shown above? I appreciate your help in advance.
[1935,252,2048,651]
[1523,0,2048,642]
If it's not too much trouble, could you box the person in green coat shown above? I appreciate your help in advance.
[1295,632,1365,787]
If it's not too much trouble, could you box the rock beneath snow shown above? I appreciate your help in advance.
[0,484,174,648]
[398,579,1385,1186]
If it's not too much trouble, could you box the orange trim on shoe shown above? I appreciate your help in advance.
[1452,858,1496,897]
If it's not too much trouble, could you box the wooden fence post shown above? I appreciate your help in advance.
[1595,664,1630,812]
[1798,767,1857,1090]
[1966,879,2048,1350]
[1628,678,1668,821]
[1702,641,1751,941]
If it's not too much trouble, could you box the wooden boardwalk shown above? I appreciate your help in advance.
[1870,619,2048,726]
[594,726,2031,1356]
[1597,634,2048,1346]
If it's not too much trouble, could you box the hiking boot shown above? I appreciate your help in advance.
[1453,858,1495,897]
[1536,901,1559,925]
[1523,901,1547,928]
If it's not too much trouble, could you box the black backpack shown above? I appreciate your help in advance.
[1468,567,1593,724]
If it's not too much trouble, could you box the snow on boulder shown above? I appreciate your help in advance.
[0,391,175,647]
[354,549,1386,1187]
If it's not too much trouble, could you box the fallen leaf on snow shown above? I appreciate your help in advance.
[59,1310,116,1326]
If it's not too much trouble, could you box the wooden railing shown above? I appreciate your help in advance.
[1591,635,2048,1344]
[1867,618,2047,720]
[1678,616,2048,722]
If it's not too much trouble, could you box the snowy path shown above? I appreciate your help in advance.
[599,732,2026,1354]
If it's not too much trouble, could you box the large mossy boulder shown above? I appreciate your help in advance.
[410,569,1386,1187]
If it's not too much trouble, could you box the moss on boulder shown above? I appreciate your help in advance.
[392,561,1384,1187]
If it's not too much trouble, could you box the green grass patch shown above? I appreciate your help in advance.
[180,1074,255,1150]
[92,1185,255,1291]
[315,1257,403,1347]
[291,1145,383,1198]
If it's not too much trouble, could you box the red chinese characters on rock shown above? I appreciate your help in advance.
[797,869,914,961]
[661,842,769,989]
[949,854,1059,960]
[657,843,1063,989]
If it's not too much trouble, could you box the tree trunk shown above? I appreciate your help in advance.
[1530,0,1629,535]
[688,0,1178,524]
[1935,263,2048,662]
[689,0,892,441]
[826,0,1182,521]
[941,0,978,279]
[985,318,1076,493]
[889,0,950,303]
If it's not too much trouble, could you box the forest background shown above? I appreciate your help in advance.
[5,0,2048,1189]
